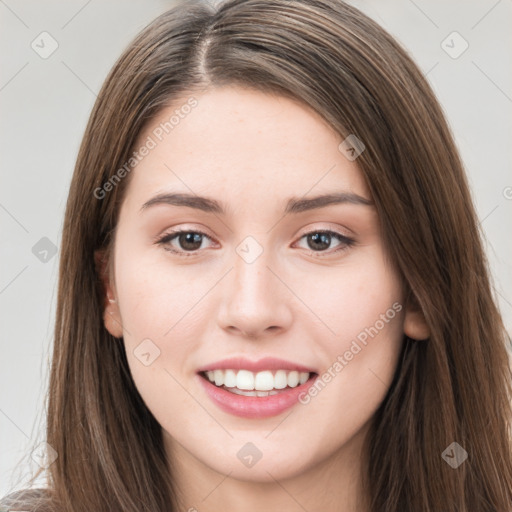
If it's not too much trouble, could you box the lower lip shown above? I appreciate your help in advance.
[197,373,318,419]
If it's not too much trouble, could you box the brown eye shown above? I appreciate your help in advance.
[157,230,213,257]
[296,230,355,256]
[174,232,204,251]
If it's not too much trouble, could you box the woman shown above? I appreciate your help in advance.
[2,0,511,510]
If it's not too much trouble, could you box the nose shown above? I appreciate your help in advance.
[216,246,293,340]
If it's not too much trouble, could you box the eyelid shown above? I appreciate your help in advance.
[152,224,215,242]
[295,222,354,239]
[153,226,217,249]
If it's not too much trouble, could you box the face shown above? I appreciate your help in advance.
[97,86,428,483]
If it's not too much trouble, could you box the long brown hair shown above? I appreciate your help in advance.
[2,0,511,510]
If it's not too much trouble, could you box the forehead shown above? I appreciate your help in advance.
[123,86,370,211]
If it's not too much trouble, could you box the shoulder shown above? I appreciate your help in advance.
[0,488,52,511]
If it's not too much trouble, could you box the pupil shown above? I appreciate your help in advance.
[180,232,202,250]
[308,232,330,251]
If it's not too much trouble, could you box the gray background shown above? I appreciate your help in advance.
[1,0,511,497]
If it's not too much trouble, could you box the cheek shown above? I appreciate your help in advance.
[292,253,404,410]
[112,242,218,404]
[113,252,204,427]
[294,252,403,350]
[114,240,209,337]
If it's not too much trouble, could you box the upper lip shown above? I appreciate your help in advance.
[197,356,317,374]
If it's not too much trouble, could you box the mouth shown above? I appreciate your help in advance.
[199,369,317,396]
[197,368,319,418]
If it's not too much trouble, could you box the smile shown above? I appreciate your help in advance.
[202,369,312,395]
[197,369,318,418]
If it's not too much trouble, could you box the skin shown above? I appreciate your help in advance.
[96,86,430,512]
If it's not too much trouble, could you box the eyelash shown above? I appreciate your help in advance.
[155,228,355,258]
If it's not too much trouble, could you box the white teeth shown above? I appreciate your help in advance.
[228,388,280,397]
[203,368,312,391]
[274,370,288,389]
[254,370,274,391]
[214,369,224,386]
[236,369,255,390]
[224,369,237,388]
[287,371,299,387]
[299,372,309,385]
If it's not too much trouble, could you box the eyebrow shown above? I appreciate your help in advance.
[140,191,374,215]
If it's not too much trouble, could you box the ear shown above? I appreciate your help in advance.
[94,249,123,338]
[403,292,430,341]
